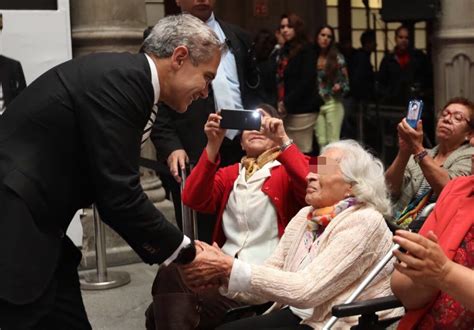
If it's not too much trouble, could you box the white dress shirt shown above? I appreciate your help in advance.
[145,53,190,265]
[206,13,243,140]
[221,160,280,265]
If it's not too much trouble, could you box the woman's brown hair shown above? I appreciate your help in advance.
[280,13,309,60]
[315,25,339,85]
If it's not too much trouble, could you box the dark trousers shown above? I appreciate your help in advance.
[217,308,312,330]
[145,264,243,330]
[0,238,91,330]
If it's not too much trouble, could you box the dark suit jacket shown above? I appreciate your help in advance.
[151,19,261,165]
[0,55,27,108]
[0,52,183,304]
[281,43,321,115]
[377,48,432,105]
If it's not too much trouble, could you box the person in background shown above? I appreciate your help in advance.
[146,104,309,330]
[151,0,261,241]
[391,130,474,329]
[270,28,285,65]
[0,55,26,115]
[277,13,320,154]
[385,97,474,228]
[348,30,376,103]
[342,29,376,139]
[0,16,27,116]
[182,140,403,329]
[253,29,278,107]
[377,25,432,107]
[314,25,350,150]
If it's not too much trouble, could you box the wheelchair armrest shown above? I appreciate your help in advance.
[332,295,402,318]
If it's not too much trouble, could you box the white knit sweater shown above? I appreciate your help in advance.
[225,205,403,329]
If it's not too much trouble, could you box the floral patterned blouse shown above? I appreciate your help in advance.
[317,52,350,100]
[417,225,474,329]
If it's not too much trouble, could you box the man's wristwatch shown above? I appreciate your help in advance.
[173,242,196,265]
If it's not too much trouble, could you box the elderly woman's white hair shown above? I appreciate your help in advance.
[142,14,225,65]
[321,140,392,217]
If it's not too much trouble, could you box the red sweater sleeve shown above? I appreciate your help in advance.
[277,144,310,207]
[181,149,231,214]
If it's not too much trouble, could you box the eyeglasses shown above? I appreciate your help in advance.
[441,109,471,125]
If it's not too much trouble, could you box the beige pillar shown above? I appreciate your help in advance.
[432,0,474,112]
[70,0,176,268]
[71,0,146,57]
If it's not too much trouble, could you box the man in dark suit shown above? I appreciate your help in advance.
[0,14,223,329]
[151,0,261,240]
[0,54,26,114]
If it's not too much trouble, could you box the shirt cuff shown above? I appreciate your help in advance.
[162,235,191,266]
[228,259,252,292]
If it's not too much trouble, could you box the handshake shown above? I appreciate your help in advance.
[179,241,234,292]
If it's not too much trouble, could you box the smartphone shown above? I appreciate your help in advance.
[219,109,261,131]
[406,99,424,129]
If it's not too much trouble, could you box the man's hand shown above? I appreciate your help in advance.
[392,230,452,289]
[180,241,233,292]
[167,149,189,183]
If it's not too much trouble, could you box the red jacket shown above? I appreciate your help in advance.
[398,176,474,329]
[181,144,309,246]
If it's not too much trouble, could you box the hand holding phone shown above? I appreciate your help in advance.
[219,109,261,131]
[406,99,424,129]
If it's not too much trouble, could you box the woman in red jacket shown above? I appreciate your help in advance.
[182,104,309,249]
[146,104,309,330]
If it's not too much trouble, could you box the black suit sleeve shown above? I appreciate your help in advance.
[76,65,183,264]
[151,103,184,162]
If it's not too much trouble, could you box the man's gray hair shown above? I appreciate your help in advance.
[142,14,225,65]
[321,140,392,218]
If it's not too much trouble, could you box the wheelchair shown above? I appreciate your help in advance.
[222,204,436,330]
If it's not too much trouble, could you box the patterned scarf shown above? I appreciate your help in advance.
[241,146,281,181]
[306,197,359,236]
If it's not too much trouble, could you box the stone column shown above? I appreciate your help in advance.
[70,0,175,268]
[432,0,474,112]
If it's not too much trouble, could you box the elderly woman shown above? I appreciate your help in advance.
[385,97,474,227]
[391,132,474,329]
[146,104,309,330]
[183,140,402,329]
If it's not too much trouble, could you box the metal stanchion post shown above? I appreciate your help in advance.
[180,164,198,239]
[80,205,131,290]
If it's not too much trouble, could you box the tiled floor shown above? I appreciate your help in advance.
[81,263,158,330]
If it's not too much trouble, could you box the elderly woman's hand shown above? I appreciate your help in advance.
[397,118,424,155]
[392,230,452,290]
[180,241,234,292]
